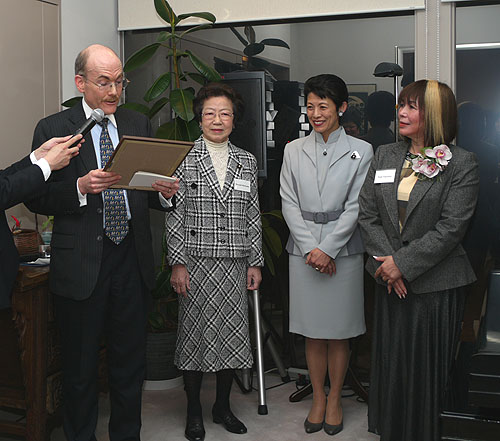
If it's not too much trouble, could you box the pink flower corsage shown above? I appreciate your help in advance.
[408,144,452,180]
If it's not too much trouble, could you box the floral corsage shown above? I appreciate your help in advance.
[406,144,452,180]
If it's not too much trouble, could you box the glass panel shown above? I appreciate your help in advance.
[455,3,500,345]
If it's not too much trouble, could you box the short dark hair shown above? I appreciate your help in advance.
[193,82,245,123]
[74,48,89,76]
[304,74,348,110]
[366,91,395,127]
[398,79,457,146]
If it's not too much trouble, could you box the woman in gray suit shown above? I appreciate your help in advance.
[280,74,373,435]
[358,80,479,441]
[166,83,263,441]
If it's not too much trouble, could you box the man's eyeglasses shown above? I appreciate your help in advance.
[81,75,130,91]
[201,111,234,121]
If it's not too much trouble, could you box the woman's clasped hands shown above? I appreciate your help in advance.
[306,248,336,276]
[373,255,407,298]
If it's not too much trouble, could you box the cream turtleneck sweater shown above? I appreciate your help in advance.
[204,137,229,189]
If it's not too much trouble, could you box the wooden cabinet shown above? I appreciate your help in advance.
[0,266,106,440]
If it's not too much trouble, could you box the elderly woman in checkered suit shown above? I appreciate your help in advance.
[165,82,264,441]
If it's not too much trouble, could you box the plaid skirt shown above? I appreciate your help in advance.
[174,255,253,372]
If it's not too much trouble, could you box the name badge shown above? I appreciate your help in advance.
[234,179,251,193]
[374,169,396,184]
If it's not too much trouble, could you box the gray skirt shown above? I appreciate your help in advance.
[175,255,253,372]
[289,253,365,339]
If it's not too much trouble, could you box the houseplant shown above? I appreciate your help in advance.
[122,0,221,141]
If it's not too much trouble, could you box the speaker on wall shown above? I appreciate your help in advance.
[222,71,267,178]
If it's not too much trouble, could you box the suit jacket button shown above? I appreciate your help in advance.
[97,235,103,241]
[191,183,197,189]
[220,213,225,218]
[220,239,226,244]
[190,230,196,236]
[403,241,409,246]
[97,208,103,214]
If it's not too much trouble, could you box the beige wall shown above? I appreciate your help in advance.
[1,0,60,229]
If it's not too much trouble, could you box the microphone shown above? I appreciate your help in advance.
[73,108,105,137]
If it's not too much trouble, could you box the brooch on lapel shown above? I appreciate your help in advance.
[351,151,361,159]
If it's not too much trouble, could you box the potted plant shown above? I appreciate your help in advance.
[122,0,221,141]
[145,234,180,384]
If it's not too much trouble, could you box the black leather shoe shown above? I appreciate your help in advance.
[185,415,205,441]
[304,417,323,434]
[324,419,343,436]
[212,407,247,434]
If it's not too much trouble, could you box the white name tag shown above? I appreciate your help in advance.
[234,179,251,193]
[374,169,396,184]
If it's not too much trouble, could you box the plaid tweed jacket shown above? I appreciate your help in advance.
[166,137,263,267]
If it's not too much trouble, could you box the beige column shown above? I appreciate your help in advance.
[415,0,456,90]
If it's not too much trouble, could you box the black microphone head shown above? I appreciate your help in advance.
[91,108,105,122]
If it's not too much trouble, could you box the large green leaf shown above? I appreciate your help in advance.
[119,102,150,115]
[154,0,177,25]
[144,73,172,102]
[244,42,265,57]
[186,72,207,86]
[262,242,276,276]
[170,88,195,121]
[244,25,256,44]
[179,23,213,39]
[263,209,284,221]
[157,31,173,42]
[260,38,290,49]
[124,43,161,72]
[177,12,216,23]
[263,225,283,257]
[148,97,169,118]
[61,96,82,108]
[156,117,200,141]
[185,50,221,82]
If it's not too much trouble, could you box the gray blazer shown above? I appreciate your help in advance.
[358,141,479,294]
[280,128,373,259]
[166,138,263,267]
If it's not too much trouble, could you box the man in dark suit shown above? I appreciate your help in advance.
[0,135,82,309]
[25,44,179,441]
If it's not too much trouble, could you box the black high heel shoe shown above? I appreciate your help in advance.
[185,415,205,441]
[304,417,324,434]
[324,419,343,436]
[212,406,247,434]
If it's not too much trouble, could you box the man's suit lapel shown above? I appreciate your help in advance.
[380,143,406,233]
[69,103,98,172]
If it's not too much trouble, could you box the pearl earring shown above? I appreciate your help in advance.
[338,111,344,117]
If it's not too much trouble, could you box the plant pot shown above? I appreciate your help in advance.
[145,331,180,381]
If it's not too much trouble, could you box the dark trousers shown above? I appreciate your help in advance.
[55,233,148,441]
